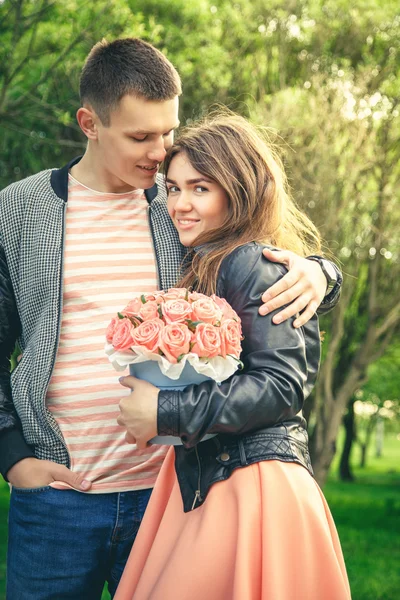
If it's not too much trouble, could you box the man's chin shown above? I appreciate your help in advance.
[122,176,156,191]
[134,173,158,189]
[142,179,157,189]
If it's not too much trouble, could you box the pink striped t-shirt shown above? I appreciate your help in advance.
[46,175,168,493]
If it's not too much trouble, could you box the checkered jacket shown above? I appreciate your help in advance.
[0,158,185,477]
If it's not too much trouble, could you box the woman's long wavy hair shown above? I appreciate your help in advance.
[164,111,322,295]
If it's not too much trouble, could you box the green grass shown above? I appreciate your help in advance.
[324,430,400,600]
[1,431,399,599]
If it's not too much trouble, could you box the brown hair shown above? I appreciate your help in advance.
[80,38,182,125]
[164,111,322,295]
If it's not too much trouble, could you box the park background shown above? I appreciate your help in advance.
[0,0,399,598]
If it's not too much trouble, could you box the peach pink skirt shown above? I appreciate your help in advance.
[115,448,351,600]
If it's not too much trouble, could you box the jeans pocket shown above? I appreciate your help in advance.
[12,485,52,494]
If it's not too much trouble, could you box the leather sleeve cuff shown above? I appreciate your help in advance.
[157,390,180,436]
[0,427,35,481]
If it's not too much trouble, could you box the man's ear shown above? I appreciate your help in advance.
[76,106,99,140]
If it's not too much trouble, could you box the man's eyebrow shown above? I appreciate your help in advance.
[128,123,180,135]
[166,177,214,184]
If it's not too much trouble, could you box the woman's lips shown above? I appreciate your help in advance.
[176,218,200,230]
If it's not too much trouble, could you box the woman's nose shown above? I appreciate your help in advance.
[174,192,192,211]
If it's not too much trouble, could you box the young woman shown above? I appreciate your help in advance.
[115,113,351,599]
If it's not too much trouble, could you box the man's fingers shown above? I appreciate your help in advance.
[272,294,313,324]
[293,301,320,328]
[51,464,91,491]
[262,248,291,266]
[260,281,304,315]
[261,277,293,306]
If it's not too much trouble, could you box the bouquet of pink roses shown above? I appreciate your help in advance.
[105,288,243,385]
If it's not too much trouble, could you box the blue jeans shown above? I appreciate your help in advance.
[7,486,152,599]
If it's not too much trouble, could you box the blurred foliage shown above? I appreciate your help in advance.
[1,0,399,477]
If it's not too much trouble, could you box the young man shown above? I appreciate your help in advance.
[0,38,341,599]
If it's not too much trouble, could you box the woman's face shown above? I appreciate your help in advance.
[166,153,229,247]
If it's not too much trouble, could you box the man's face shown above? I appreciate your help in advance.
[95,94,180,191]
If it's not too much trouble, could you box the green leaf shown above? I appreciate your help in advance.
[185,319,203,332]
[128,315,143,327]
[141,294,147,304]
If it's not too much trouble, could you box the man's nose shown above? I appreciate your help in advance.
[147,139,167,163]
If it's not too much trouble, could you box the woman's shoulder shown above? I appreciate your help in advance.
[218,242,288,294]
[220,242,287,277]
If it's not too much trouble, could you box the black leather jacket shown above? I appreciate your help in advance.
[157,243,321,512]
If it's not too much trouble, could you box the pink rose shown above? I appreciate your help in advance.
[159,323,191,363]
[191,323,221,358]
[106,317,118,343]
[139,301,160,321]
[161,299,192,324]
[122,298,142,317]
[191,298,222,324]
[188,291,206,301]
[131,319,165,353]
[220,319,242,358]
[112,318,136,351]
[144,291,165,303]
[211,295,241,322]
[162,288,188,302]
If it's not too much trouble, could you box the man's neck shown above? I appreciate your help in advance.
[70,152,137,194]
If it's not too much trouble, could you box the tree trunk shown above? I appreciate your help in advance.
[339,400,356,481]
[376,417,384,458]
[311,360,363,485]
[303,389,316,426]
[359,417,375,468]
[360,444,368,468]
[310,181,399,485]
[310,322,398,485]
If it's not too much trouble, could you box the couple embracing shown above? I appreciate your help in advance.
[0,38,350,599]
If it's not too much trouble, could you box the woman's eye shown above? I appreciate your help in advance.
[131,136,147,142]
[194,186,208,193]
[167,186,179,194]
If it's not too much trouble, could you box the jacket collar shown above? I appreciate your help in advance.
[50,155,158,204]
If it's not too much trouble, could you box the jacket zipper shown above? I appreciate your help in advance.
[43,200,70,464]
[191,445,203,510]
[147,205,162,289]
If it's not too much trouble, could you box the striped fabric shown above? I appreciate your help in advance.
[46,176,167,492]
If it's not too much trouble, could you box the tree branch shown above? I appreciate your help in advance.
[0,122,85,148]
[375,301,400,339]
[7,0,112,112]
